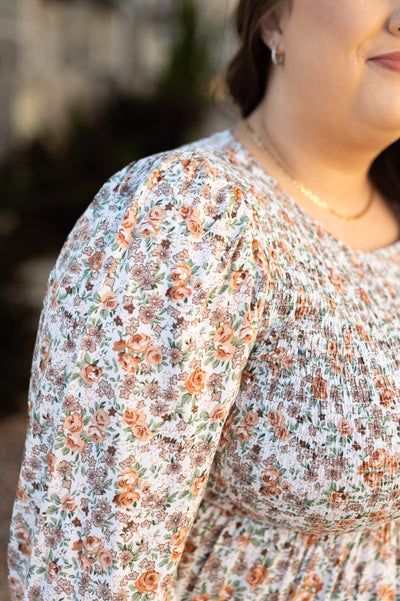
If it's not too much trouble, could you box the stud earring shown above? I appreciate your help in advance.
[271,47,285,66]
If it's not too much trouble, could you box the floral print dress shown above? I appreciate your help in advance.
[7,126,400,601]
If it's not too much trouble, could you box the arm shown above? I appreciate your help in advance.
[11,154,271,601]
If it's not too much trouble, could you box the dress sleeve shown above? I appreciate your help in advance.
[40,154,271,600]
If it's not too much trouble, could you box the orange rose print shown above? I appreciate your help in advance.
[215,342,236,360]
[148,205,166,222]
[16,482,29,503]
[112,490,141,507]
[261,467,279,485]
[369,509,388,523]
[130,421,152,441]
[303,573,323,592]
[83,535,102,554]
[81,363,103,386]
[377,583,396,601]
[77,550,95,572]
[209,404,228,422]
[359,287,371,305]
[9,577,24,599]
[327,295,336,312]
[135,569,161,593]
[337,418,353,437]
[218,584,236,600]
[137,220,161,238]
[98,548,113,568]
[385,455,399,476]
[368,448,388,469]
[299,532,320,547]
[145,345,163,365]
[327,339,338,356]
[113,338,127,351]
[238,315,256,344]
[15,525,30,544]
[230,269,249,289]
[330,518,357,533]
[127,333,151,352]
[274,425,290,441]
[100,291,118,310]
[64,432,86,452]
[379,387,395,407]
[147,168,163,189]
[91,408,110,429]
[190,474,207,495]
[252,239,268,269]
[241,410,259,430]
[116,228,132,248]
[171,264,192,285]
[46,449,55,473]
[88,250,105,271]
[363,472,384,487]
[312,375,328,399]
[117,352,141,373]
[122,408,146,425]
[327,491,349,506]
[60,493,77,512]
[39,337,50,371]
[46,560,61,582]
[166,285,192,302]
[63,412,83,433]
[171,526,188,547]
[121,208,137,229]
[118,468,139,490]
[295,287,310,321]
[268,410,285,427]
[185,367,206,394]
[214,323,234,343]
[246,565,268,587]
[179,203,192,219]
[87,425,105,442]
[260,484,282,497]
[185,211,204,239]
[328,267,346,295]
[237,532,251,548]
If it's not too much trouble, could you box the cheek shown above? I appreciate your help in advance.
[284,13,365,103]
[354,77,400,128]
[288,0,368,70]
[285,38,358,100]
[297,0,367,36]
[282,35,365,129]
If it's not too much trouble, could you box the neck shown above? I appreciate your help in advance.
[252,90,398,213]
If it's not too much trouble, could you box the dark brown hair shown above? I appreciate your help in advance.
[225,0,400,203]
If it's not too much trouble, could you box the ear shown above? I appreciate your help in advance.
[259,6,287,51]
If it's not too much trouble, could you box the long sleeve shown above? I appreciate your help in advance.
[7,150,271,601]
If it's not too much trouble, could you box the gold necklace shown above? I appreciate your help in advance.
[244,118,375,222]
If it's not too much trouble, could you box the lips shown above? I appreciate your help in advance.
[368,51,400,73]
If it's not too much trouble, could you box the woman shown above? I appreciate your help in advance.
[7,1,400,600]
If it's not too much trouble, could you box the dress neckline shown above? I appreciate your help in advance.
[225,126,400,261]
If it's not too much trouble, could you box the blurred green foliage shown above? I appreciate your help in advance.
[45,0,125,7]
[0,0,217,416]
[160,0,210,100]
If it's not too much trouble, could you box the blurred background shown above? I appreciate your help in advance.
[0,0,239,597]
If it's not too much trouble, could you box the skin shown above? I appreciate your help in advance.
[232,0,400,251]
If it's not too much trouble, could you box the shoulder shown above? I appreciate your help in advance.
[86,128,261,243]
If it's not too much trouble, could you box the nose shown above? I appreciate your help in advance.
[388,11,400,35]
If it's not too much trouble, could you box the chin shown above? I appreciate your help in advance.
[375,116,400,136]
[361,104,400,137]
